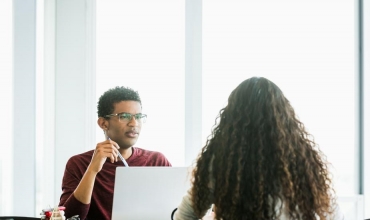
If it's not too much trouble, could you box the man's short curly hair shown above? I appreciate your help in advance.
[97,86,141,117]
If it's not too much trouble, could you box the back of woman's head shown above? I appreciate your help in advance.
[192,77,335,219]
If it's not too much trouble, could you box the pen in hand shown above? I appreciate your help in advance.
[108,138,129,167]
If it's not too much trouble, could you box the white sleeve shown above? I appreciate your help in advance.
[175,160,215,220]
[174,189,200,220]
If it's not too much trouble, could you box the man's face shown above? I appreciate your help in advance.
[105,100,142,149]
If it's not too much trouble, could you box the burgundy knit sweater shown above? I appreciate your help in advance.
[59,147,171,220]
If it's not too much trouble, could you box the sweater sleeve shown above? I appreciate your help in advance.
[175,163,214,220]
[174,189,202,220]
[58,158,90,220]
[174,184,214,220]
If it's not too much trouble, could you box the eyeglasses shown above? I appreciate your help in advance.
[104,112,147,123]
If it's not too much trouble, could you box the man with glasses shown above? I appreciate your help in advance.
[59,86,171,220]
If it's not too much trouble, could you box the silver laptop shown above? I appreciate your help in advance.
[111,167,191,220]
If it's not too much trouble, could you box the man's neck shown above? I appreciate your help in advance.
[119,147,133,160]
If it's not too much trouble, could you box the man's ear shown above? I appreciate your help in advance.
[97,117,108,130]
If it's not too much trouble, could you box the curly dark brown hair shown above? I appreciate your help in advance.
[191,77,335,220]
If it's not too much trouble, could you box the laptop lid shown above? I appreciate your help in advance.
[111,167,191,220]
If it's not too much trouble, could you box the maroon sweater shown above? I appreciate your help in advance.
[59,147,171,220]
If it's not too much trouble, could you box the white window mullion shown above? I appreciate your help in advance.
[85,0,97,154]
[54,0,95,200]
[35,0,45,215]
[39,0,57,212]
[185,0,202,166]
[362,0,370,218]
[13,0,37,216]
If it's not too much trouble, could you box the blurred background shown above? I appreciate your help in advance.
[0,0,369,219]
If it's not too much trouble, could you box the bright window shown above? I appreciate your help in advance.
[0,0,13,215]
[96,0,357,196]
[96,0,185,166]
[203,0,356,196]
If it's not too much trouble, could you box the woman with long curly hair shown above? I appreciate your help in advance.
[174,77,343,220]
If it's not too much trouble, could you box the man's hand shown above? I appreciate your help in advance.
[73,139,120,204]
[88,139,120,174]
